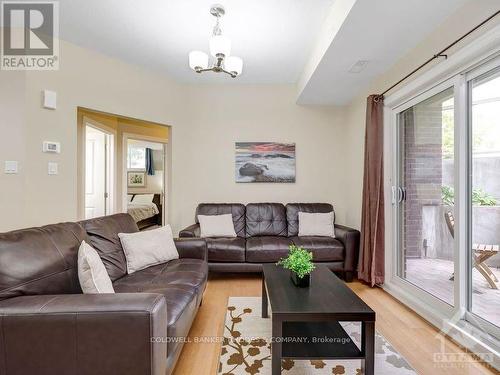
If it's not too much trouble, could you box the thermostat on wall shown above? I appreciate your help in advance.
[43,141,61,153]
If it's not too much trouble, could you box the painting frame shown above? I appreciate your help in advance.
[235,142,296,183]
[127,171,146,187]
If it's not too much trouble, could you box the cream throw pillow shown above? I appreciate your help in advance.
[118,225,179,274]
[78,240,115,294]
[298,211,335,237]
[197,214,237,238]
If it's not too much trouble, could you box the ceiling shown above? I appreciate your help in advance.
[59,0,472,104]
[297,0,470,105]
[59,0,334,84]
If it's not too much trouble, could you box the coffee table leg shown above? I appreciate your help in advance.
[262,276,268,318]
[361,321,375,375]
[272,318,282,375]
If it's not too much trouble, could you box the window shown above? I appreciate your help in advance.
[127,146,146,169]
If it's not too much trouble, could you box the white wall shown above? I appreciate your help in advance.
[0,70,27,230]
[0,39,184,232]
[0,40,349,234]
[173,85,349,233]
[1,0,497,234]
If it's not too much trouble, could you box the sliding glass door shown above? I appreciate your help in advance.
[392,56,500,341]
[468,67,500,328]
[396,86,456,306]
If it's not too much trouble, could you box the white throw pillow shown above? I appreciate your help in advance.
[78,240,115,294]
[298,211,336,237]
[197,214,237,238]
[133,194,154,204]
[118,225,179,274]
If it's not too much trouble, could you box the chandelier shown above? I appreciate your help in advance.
[188,4,243,78]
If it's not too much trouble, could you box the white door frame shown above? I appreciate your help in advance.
[122,133,169,226]
[82,117,117,218]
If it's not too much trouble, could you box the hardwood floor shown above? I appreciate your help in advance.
[173,273,498,375]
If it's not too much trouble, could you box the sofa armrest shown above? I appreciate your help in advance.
[174,237,207,260]
[0,293,167,375]
[179,223,200,238]
[335,224,360,273]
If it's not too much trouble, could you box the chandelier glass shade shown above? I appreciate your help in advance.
[188,4,243,78]
[209,35,231,57]
[188,51,209,70]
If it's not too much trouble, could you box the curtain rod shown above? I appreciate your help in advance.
[379,10,500,97]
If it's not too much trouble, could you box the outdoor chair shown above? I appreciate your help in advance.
[445,211,499,289]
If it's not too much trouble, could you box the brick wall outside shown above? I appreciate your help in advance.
[402,99,445,259]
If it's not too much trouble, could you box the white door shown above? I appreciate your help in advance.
[85,126,107,219]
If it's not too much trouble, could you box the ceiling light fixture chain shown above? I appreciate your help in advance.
[188,4,243,78]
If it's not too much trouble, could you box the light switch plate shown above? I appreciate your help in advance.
[4,161,18,174]
[48,162,58,175]
[43,90,57,110]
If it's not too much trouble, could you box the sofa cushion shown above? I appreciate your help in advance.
[290,236,344,261]
[195,203,246,238]
[80,213,138,281]
[112,258,207,297]
[245,236,293,263]
[246,203,287,237]
[298,211,335,237]
[118,225,179,274]
[0,222,88,301]
[113,258,207,359]
[197,214,237,238]
[286,203,334,237]
[78,240,115,294]
[206,237,246,262]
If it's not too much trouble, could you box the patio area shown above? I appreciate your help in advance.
[406,258,500,327]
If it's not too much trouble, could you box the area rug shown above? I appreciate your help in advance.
[217,297,416,375]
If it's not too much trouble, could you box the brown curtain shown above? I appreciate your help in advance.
[358,95,385,286]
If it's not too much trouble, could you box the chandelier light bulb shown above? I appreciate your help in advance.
[225,56,243,76]
[189,50,209,71]
[209,35,231,57]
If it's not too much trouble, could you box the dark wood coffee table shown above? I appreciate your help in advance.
[262,264,375,375]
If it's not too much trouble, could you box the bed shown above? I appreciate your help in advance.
[127,193,162,230]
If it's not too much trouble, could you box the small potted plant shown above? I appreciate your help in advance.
[277,245,315,287]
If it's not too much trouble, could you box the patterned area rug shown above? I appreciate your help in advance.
[218,297,416,375]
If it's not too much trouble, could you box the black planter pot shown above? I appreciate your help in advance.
[290,272,310,287]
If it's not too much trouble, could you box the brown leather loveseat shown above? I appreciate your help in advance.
[180,203,360,281]
[0,213,207,375]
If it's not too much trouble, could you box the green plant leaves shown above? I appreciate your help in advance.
[276,244,315,279]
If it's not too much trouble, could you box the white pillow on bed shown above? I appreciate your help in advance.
[197,214,237,238]
[298,211,335,237]
[118,225,179,274]
[132,194,154,204]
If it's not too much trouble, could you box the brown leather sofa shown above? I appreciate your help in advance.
[180,203,360,281]
[0,213,208,375]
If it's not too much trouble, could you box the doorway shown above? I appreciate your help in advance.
[84,124,115,219]
[77,107,170,227]
[124,136,167,230]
